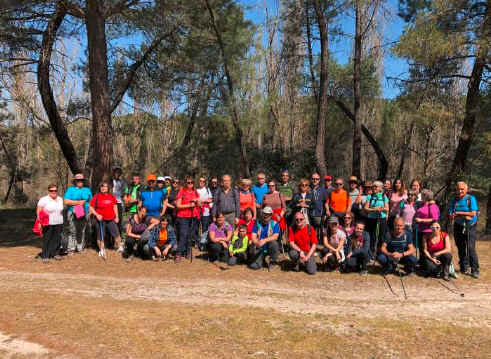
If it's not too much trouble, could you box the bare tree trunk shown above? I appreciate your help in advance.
[37,3,81,175]
[486,184,491,235]
[86,0,112,189]
[352,0,362,178]
[396,120,415,179]
[312,0,328,177]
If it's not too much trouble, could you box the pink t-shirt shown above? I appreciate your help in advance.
[401,202,416,225]
[389,192,407,217]
[416,203,440,233]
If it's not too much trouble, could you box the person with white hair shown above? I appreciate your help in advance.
[363,180,389,260]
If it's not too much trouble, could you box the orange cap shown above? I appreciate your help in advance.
[146,174,157,181]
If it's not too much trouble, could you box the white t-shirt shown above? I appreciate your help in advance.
[326,228,346,247]
[37,195,64,225]
[197,187,212,217]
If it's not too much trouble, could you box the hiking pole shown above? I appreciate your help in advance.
[436,278,465,297]
[98,221,106,262]
[398,267,407,300]
[383,274,398,297]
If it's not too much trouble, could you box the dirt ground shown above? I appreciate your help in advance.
[0,209,490,358]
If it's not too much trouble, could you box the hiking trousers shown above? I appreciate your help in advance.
[289,249,316,274]
[377,253,418,273]
[248,241,280,270]
[345,251,369,272]
[64,211,88,252]
[424,253,452,276]
[42,224,62,259]
[208,241,230,262]
[454,223,479,274]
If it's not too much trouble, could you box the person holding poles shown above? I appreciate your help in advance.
[448,181,480,279]
[364,180,389,261]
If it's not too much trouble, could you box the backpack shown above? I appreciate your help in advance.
[255,219,277,239]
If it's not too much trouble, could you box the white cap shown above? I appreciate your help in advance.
[157,176,165,182]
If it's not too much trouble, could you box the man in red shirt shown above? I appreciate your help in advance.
[288,212,318,274]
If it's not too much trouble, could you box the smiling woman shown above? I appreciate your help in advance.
[36,184,64,263]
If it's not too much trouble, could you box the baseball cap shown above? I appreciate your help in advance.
[262,206,273,215]
[157,176,165,182]
[328,216,339,224]
[146,174,157,182]
[349,176,358,183]
[324,175,332,180]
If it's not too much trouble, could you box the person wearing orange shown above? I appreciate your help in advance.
[175,176,201,262]
[326,178,352,219]
[239,178,257,219]
[149,217,177,261]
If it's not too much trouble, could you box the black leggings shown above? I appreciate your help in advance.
[424,252,452,276]
[42,224,62,259]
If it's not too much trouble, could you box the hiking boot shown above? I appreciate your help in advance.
[293,262,300,272]
[460,267,471,275]
[383,268,394,275]
[471,272,480,279]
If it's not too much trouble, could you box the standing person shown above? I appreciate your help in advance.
[344,221,370,274]
[164,176,172,194]
[175,176,201,262]
[111,168,127,235]
[310,173,328,242]
[449,181,479,278]
[422,221,453,280]
[156,176,169,199]
[139,174,167,219]
[291,179,313,224]
[209,177,219,198]
[278,170,295,225]
[166,178,181,225]
[348,176,360,206]
[124,173,141,216]
[351,181,372,222]
[363,181,389,260]
[238,178,257,219]
[262,180,286,236]
[388,178,407,229]
[326,178,352,219]
[252,172,268,217]
[63,173,93,254]
[89,182,123,259]
[383,179,392,200]
[377,217,418,275]
[288,212,317,275]
[197,176,213,234]
[414,189,440,260]
[208,213,233,263]
[324,175,334,195]
[410,179,423,205]
[37,184,64,262]
[321,216,346,271]
[212,174,240,227]
[249,207,281,271]
[401,190,418,233]
[228,224,249,266]
[124,206,160,262]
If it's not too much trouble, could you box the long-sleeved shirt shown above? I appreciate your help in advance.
[229,234,249,255]
[310,185,327,217]
[212,187,240,217]
[346,231,370,257]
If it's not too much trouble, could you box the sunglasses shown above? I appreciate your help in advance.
[344,216,351,219]
[295,218,304,222]
[330,222,338,226]
[300,184,309,187]
[148,180,156,183]
[48,189,57,193]
[335,183,343,186]
[263,213,272,217]
[311,178,320,181]
[431,226,441,230]
[186,181,194,184]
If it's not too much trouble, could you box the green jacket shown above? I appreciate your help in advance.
[229,234,248,255]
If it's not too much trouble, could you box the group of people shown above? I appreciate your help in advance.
[35,168,481,280]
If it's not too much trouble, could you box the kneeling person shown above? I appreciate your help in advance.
[149,216,177,261]
[125,206,160,262]
[288,212,317,275]
[208,213,233,262]
[345,221,370,274]
[378,217,417,275]
[249,207,280,271]
[228,224,249,266]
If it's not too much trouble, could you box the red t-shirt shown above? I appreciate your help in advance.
[289,225,318,252]
[90,193,117,221]
[176,188,200,218]
[238,218,256,241]
[426,232,447,255]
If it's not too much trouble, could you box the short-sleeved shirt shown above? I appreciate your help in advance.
[37,195,64,225]
[239,190,256,212]
[289,225,318,252]
[252,220,280,249]
[365,193,389,219]
[176,188,200,218]
[64,186,93,214]
[124,183,141,213]
[324,228,346,247]
[90,193,117,221]
[209,222,232,239]
[252,184,268,205]
[415,203,440,233]
[384,231,413,253]
[139,188,164,217]
[128,215,152,235]
[197,187,213,217]
[449,194,479,226]
[328,189,351,213]
[278,183,294,201]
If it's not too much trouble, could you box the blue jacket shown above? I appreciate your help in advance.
[148,225,177,248]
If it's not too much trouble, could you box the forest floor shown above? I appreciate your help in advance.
[0,209,490,359]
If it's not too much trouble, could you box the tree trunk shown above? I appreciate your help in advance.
[86,0,112,189]
[486,184,491,235]
[396,120,415,179]
[312,0,328,177]
[352,0,362,178]
[37,3,81,175]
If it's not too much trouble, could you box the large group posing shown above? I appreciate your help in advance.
[35,169,481,280]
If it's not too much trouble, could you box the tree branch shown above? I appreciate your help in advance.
[104,0,140,18]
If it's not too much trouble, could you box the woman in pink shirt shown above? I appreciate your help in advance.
[388,178,407,229]
[401,190,418,232]
[414,189,440,258]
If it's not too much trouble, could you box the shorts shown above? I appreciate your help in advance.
[96,220,120,241]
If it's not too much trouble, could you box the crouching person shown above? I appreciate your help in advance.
[149,216,177,261]
[249,207,280,271]
[321,216,346,271]
[288,212,317,275]
[208,213,233,262]
[422,221,453,280]
[125,206,159,262]
[228,224,249,266]
[377,217,418,275]
[344,221,370,275]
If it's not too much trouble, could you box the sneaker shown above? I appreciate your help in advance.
[117,247,124,253]
[53,255,63,261]
[471,272,480,279]
[360,270,368,276]
[175,255,183,263]
[152,256,158,262]
[42,258,49,264]
[125,255,133,263]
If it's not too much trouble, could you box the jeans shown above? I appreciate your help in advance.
[345,251,369,272]
[377,253,418,273]
[201,215,211,234]
[289,249,316,274]
[310,216,323,243]
[454,223,479,273]
[116,203,124,234]
[177,217,196,256]
[42,224,62,259]
[249,241,280,270]
[424,253,452,276]
[64,211,88,252]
